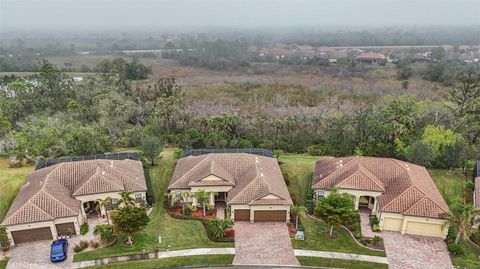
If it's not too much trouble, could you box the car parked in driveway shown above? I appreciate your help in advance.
[50,239,68,262]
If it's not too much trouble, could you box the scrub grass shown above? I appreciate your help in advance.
[297,256,388,269]
[73,148,233,262]
[428,169,466,206]
[279,154,318,205]
[84,254,234,269]
[0,159,34,222]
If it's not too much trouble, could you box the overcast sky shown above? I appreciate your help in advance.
[1,0,479,32]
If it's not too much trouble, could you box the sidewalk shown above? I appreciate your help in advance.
[294,249,388,264]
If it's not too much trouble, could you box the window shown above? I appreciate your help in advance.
[317,191,325,199]
[135,193,142,203]
[112,198,118,206]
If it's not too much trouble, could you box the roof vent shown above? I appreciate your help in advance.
[102,171,106,175]
[260,173,264,177]
[110,161,114,167]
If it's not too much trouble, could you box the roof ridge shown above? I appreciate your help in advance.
[228,175,263,202]
[403,196,445,216]
[41,162,65,193]
[317,156,359,183]
[98,161,131,189]
[73,165,102,195]
[380,185,417,210]
[391,159,415,185]
[39,189,78,214]
[177,155,212,183]
[336,166,384,191]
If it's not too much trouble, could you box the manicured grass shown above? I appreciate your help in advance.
[279,154,318,205]
[293,213,386,257]
[74,149,233,262]
[0,260,7,269]
[297,256,388,269]
[0,159,34,222]
[428,169,466,206]
[84,255,234,269]
[451,240,480,269]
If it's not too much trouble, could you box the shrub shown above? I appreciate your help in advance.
[93,224,116,245]
[306,188,314,214]
[90,240,100,249]
[207,217,232,239]
[466,180,474,190]
[369,215,380,226]
[447,243,463,255]
[80,222,89,235]
[307,144,324,156]
[185,204,197,215]
[372,224,381,232]
[73,240,89,253]
[173,149,184,160]
[0,227,10,252]
[372,235,382,245]
[207,204,215,214]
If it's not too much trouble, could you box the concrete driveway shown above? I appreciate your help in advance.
[233,222,299,266]
[6,239,74,269]
[382,231,453,269]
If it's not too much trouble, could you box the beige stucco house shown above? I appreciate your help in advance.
[1,159,147,245]
[168,153,293,223]
[313,156,450,238]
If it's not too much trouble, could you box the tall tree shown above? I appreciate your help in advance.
[111,206,150,246]
[96,197,113,224]
[140,136,163,166]
[118,191,136,207]
[442,201,480,244]
[314,188,357,237]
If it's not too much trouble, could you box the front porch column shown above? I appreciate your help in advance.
[192,196,198,206]
[209,192,215,205]
[372,198,378,214]
[354,196,360,210]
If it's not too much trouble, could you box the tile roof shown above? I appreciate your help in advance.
[168,153,293,206]
[313,157,449,219]
[2,159,146,226]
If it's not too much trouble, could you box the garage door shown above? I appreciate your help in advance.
[405,221,443,237]
[382,217,402,231]
[254,210,286,222]
[234,209,250,221]
[11,227,53,244]
[56,222,76,236]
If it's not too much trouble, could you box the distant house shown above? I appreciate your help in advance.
[168,153,293,223]
[2,159,147,245]
[313,156,449,238]
[259,47,292,59]
[356,52,386,64]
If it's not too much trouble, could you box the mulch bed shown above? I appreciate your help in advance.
[360,237,385,250]
[166,207,217,220]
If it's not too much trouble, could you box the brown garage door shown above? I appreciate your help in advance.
[234,209,250,221]
[11,227,53,244]
[56,222,76,236]
[254,210,287,222]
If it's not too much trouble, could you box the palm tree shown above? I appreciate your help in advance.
[96,197,113,224]
[180,191,191,214]
[195,189,210,216]
[442,201,480,244]
[118,191,136,207]
[291,205,307,230]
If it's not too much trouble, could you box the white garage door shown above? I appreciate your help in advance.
[382,217,402,231]
[405,221,443,237]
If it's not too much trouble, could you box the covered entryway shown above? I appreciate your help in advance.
[56,222,76,236]
[234,209,250,221]
[11,227,53,244]
[254,210,286,222]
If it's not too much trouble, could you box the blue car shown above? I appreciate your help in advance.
[50,239,68,262]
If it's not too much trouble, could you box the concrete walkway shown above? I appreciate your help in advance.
[72,247,388,268]
[359,209,381,238]
[294,249,388,264]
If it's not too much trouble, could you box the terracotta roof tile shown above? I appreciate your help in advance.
[313,157,449,218]
[2,159,146,226]
[169,153,292,206]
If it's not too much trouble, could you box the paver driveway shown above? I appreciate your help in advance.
[6,239,74,269]
[233,222,299,266]
[382,231,453,269]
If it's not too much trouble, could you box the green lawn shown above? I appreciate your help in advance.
[279,154,318,205]
[297,256,388,269]
[84,255,234,269]
[293,212,385,257]
[74,148,233,262]
[0,159,34,222]
[0,260,7,269]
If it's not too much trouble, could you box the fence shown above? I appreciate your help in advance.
[35,152,140,170]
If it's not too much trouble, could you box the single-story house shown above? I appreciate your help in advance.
[313,156,450,238]
[1,159,147,245]
[168,153,293,223]
[356,52,386,64]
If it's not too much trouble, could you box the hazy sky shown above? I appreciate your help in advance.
[1,0,479,31]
